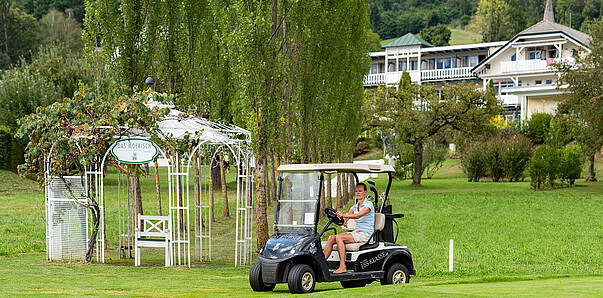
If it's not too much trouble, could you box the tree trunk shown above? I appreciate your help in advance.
[220,151,229,217]
[271,153,278,203]
[211,154,221,188]
[586,154,597,182]
[154,159,162,216]
[2,2,8,53]
[412,142,424,186]
[264,156,271,206]
[255,156,269,250]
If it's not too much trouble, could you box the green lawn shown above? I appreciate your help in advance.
[0,158,601,296]
[449,28,483,45]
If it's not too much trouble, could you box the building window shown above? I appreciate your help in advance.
[468,56,479,67]
[545,79,552,85]
[548,49,558,58]
[428,59,435,70]
[444,58,452,69]
[409,60,418,70]
[398,61,407,71]
[511,53,516,61]
[535,80,542,85]
[528,47,544,60]
[370,63,379,74]
[436,58,443,69]
[388,62,396,72]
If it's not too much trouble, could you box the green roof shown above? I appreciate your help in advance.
[382,33,433,48]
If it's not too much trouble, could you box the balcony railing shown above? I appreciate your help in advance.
[500,58,574,74]
[364,73,385,86]
[420,67,474,81]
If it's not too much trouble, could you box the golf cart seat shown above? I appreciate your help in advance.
[322,213,385,252]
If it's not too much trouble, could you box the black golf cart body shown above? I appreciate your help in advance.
[250,163,415,293]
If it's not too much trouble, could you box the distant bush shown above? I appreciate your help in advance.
[462,135,533,182]
[484,138,504,182]
[502,135,533,182]
[527,113,552,144]
[547,114,573,148]
[530,146,560,189]
[354,141,371,156]
[558,145,583,186]
[461,141,487,182]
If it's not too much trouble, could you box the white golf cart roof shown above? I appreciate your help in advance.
[277,163,394,173]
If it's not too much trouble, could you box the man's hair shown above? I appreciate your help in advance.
[356,182,367,191]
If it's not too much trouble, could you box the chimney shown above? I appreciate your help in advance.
[544,0,555,22]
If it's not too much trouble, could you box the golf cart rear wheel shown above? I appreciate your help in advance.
[340,280,368,288]
[249,262,276,292]
[381,263,410,285]
[287,264,316,294]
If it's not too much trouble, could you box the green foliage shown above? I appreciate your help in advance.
[419,24,451,46]
[527,113,552,144]
[502,134,533,182]
[548,113,574,148]
[558,145,584,186]
[0,63,61,131]
[554,18,603,181]
[11,0,85,22]
[0,3,40,68]
[529,146,560,189]
[461,141,487,182]
[16,85,169,182]
[462,135,533,182]
[393,141,446,181]
[38,9,83,55]
[484,137,505,182]
[368,79,501,185]
[472,0,525,42]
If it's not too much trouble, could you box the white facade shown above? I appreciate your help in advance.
[365,0,591,122]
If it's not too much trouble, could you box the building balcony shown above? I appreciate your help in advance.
[420,67,474,81]
[364,73,386,86]
[500,58,574,74]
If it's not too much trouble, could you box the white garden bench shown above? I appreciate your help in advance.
[135,215,171,267]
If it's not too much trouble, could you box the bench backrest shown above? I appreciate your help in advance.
[138,215,170,238]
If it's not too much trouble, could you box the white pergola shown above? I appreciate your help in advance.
[45,96,255,267]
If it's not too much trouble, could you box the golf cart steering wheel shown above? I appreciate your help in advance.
[324,207,344,225]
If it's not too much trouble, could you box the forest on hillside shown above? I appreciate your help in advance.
[370,0,602,40]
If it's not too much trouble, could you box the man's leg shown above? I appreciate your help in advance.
[323,234,336,259]
[333,233,355,274]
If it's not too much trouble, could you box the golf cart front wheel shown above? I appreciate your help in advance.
[287,264,316,294]
[249,262,276,292]
[381,263,410,285]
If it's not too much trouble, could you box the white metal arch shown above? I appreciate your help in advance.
[185,137,254,266]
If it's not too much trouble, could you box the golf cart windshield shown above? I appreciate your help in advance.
[275,171,321,231]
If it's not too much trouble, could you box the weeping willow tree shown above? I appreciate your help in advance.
[83,0,372,249]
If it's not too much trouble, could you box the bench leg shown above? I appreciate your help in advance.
[165,243,170,267]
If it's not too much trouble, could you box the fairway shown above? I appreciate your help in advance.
[0,159,601,296]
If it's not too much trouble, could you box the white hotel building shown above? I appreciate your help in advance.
[364,0,591,122]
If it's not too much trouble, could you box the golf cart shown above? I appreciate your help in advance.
[249,163,415,294]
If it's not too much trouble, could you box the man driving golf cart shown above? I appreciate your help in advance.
[323,182,374,274]
[250,163,414,294]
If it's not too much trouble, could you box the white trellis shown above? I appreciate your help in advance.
[44,98,255,267]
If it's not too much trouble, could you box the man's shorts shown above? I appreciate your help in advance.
[348,230,371,243]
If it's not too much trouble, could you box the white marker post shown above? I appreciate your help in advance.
[449,239,454,272]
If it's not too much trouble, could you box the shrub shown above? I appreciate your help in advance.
[530,146,560,189]
[527,113,552,144]
[548,114,573,148]
[461,141,487,182]
[484,138,504,182]
[502,135,533,182]
[354,141,371,156]
[558,145,583,186]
